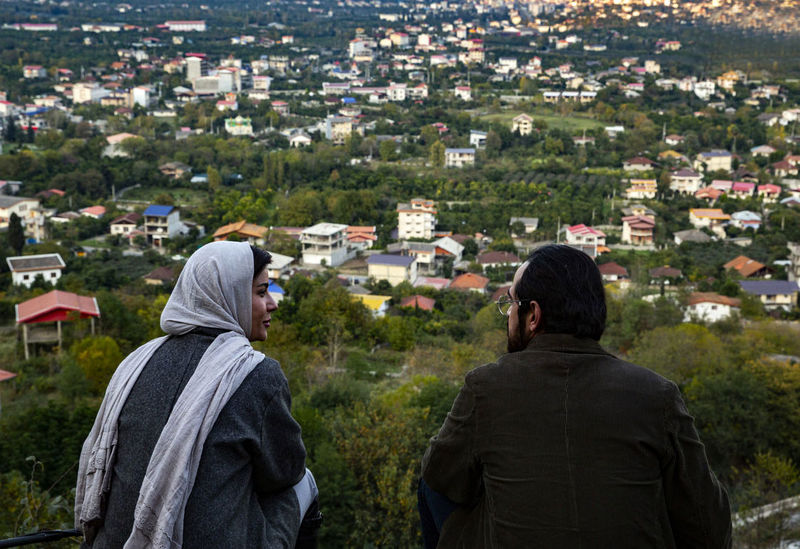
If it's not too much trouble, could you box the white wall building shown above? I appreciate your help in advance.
[397,198,437,240]
[7,253,66,288]
[300,222,354,267]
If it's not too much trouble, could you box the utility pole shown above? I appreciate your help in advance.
[556,215,560,243]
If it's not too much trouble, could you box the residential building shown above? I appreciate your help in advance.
[684,293,741,322]
[431,236,464,264]
[724,255,771,278]
[159,161,192,179]
[109,212,141,236]
[453,86,472,101]
[397,198,437,240]
[509,217,539,237]
[670,169,703,194]
[730,211,762,231]
[738,280,799,311]
[449,272,489,294]
[476,251,520,270]
[512,114,533,136]
[621,215,656,245]
[351,294,392,317]
[689,209,730,236]
[674,229,712,245]
[694,150,733,173]
[625,179,657,200]
[0,195,41,229]
[367,254,417,286]
[399,295,436,311]
[7,253,66,288]
[731,181,755,199]
[788,242,800,282]
[758,184,782,202]
[300,222,353,267]
[212,220,268,244]
[142,205,181,247]
[564,224,606,248]
[265,252,294,280]
[224,116,253,136]
[444,148,476,168]
[623,157,656,172]
[469,130,487,149]
[597,262,629,282]
[346,226,377,250]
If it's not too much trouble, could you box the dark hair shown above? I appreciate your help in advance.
[515,245,606,340]
[251,246,272,279]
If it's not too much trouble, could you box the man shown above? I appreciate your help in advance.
[420,245,731,548]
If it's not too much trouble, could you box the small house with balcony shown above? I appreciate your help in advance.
[445,148,476,168]
[621,215,656,245]
[300,222,353,267]
[109,212,141,237]
[143,205,181,247]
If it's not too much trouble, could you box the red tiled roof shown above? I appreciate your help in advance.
[0,369,17,382]
[597,262,628,277]
[477,251,520,264]
[450,272,489,290]
[399,295,436,311]
[687,292,741,307]
[16,290,100,324]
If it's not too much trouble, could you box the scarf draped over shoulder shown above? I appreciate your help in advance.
[75,241,265,549]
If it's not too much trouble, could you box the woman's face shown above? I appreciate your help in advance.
[250,269,278,341]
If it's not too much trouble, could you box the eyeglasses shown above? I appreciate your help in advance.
[495,296,526,316]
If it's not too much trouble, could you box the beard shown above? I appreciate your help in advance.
[506,313,529,353]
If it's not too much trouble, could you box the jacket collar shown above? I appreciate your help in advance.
[524,333,614,357]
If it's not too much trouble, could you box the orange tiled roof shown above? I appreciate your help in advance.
[450,272,489,290]
[212,220,268,240]
[723,255,767,278]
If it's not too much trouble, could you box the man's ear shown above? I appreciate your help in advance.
[529,301,543,334]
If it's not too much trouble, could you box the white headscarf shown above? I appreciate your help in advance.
[76,241,266,549]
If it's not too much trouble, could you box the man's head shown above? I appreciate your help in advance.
[507,245,606,352]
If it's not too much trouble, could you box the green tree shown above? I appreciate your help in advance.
[378,139,396,162]
[429,140,445,168]
[70,335,124,394]
[7,213,25,255]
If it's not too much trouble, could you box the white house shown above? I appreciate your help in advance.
[469,130,487,149]
[0,195,41,230]
[670,168,703,194]
[300,222,354,267]
[445,148,476,168]
[224,116,254,136]
[684,293,741,322]
[397,198,437,240]
[7,253,66,288]
[512,113,533,136]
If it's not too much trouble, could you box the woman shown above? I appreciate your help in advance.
[75,241,317,548]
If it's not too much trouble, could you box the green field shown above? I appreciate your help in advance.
[480,111,605,133]
[120,186,210,207]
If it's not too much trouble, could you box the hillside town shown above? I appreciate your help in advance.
[1,0,800,545]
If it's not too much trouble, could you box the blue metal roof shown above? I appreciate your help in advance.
[268,281,284,294]
[143,205,175,216]
[739,280,799,295]
[367,254,415,267]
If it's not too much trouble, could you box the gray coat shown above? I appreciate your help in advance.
[89,328,306,549]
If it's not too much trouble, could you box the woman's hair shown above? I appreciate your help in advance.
[515,244,606,340]
[250,246,272,279]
